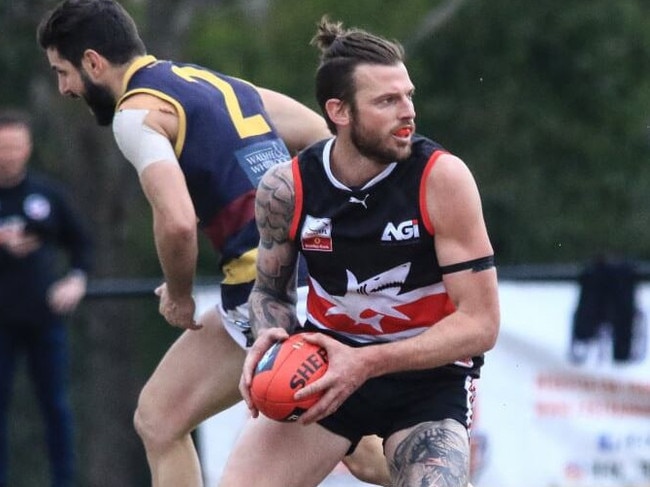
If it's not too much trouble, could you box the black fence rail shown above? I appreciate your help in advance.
[85,261,650,299]
[498,260,650,282]
[85,276,219,299]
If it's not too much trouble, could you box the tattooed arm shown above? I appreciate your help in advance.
[249,160,301,337]
[239,160,301,415]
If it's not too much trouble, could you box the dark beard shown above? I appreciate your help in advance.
[81,72,117,126]
[349,107,411,165]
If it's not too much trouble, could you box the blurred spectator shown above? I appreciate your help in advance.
[570,253,643,364]
[0,109,93,487]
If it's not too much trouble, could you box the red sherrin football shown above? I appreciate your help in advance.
[250,334,328,422]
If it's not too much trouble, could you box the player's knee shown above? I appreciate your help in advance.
[133,398,158,446]
[342,454,390,487]
[133,391,177,450]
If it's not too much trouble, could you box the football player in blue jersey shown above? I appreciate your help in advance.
[37,1,390,486]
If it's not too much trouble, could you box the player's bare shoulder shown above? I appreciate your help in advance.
[424,151,486,233]
[426,152,482,206]
[118,92,179,142]
[429,152,475,187]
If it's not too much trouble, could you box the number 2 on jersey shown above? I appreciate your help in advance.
[172,65,272,139]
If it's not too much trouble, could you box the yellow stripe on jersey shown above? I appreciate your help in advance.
[117,87,187,156]
[171,65,271,139]
[222,248,258,285]
[120,55,157,95]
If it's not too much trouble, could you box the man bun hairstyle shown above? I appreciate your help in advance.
[310,16,405,133]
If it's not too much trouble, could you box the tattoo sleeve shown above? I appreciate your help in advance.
[390,420,470,487]
[249,163,300,337]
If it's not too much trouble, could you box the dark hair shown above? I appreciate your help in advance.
[310,16,405,133]
[37,0,146,68]
[0,109,33,133]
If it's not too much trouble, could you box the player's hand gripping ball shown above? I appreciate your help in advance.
[250,333,328,422]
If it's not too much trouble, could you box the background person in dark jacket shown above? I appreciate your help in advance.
[571,253,641,364]
[0,109,93,487]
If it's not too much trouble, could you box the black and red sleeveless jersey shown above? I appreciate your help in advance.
[290,135,483,375]
[291,134,453,341]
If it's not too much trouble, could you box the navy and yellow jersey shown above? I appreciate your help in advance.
[290,135,483,378]
[118,56,291,311]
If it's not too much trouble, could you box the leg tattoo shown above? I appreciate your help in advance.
[390,420,469,487]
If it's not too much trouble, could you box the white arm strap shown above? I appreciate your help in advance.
[112,109,179,175]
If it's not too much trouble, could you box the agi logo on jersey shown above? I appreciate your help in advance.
[381,219,420,242]
[301,215,333,252]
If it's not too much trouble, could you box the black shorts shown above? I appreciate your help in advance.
[317,369,476,453]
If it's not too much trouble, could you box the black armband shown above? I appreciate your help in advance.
[440,255,495,275]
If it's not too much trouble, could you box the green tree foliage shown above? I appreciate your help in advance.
[184,0,650,265]
[184,0,443,112]
[6,0,650,268]
[0,1,46,106]
[407,0,650,263]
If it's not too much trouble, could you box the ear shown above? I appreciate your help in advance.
[324,98,350,129]
[80,49,106,79]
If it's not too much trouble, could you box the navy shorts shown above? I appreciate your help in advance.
[317,369,476,453]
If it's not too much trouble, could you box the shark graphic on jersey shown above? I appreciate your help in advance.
[306,262,450,344]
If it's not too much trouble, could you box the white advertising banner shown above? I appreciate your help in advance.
[474,282,650,487]
[196,281,650,487]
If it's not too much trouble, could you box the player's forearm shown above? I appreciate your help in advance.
[248,245,300,337]
[361,308,499,378]
[248,285,299,338]
[154,220,197,298]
